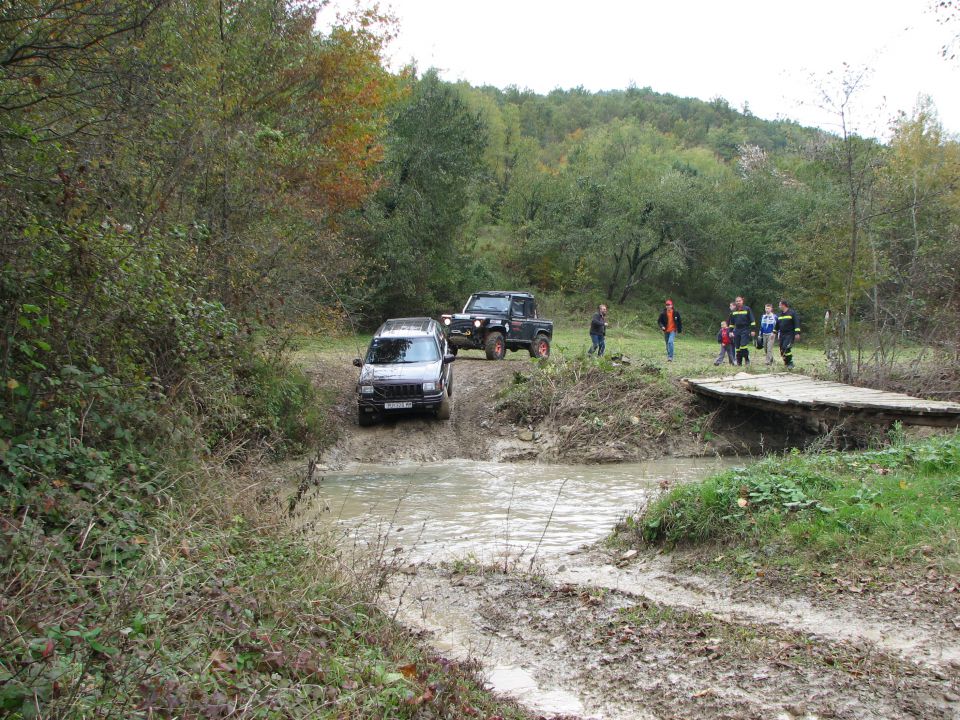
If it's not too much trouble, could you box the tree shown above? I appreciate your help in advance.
[352,70,488,319]
[808,65,886,382]
[875,101,960,362]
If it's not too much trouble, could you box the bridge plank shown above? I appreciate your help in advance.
[684,372,960,426]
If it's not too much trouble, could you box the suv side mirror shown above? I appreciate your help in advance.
[352,358,362,368]
[443,354,456,364]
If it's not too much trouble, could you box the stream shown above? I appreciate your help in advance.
[297,455,960,719]
[307,456,740,564]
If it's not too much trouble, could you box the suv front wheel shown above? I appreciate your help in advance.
[436,393,452,420]
[484,331,506,360]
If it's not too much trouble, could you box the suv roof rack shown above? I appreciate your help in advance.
[379,317,436,336]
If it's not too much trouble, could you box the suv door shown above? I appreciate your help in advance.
[510,296,535,343]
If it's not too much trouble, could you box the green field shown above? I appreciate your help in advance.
[289,308,831,380]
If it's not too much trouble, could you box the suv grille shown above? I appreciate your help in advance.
[376,384,423,399]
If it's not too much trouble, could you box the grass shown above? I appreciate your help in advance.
[548,314,831,379]
[495,352,697,455]
[615,432,960,574]
[288,309,831,387]
[0,464,540,719]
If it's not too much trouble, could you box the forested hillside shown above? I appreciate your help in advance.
[352,77,959,384]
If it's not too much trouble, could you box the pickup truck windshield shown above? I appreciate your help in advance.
[465,295,510,313]
[366,337,440,364]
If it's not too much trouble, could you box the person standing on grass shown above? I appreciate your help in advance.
[727,296,756,366]
[657,299,682,362]
[775,300,800,368]
[588,303,608,357]
[714,321,735,365]
[759,303,778,365]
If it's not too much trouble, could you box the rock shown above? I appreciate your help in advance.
[630,416,640,425]
[620,549,638,561]
[518,429,535,441]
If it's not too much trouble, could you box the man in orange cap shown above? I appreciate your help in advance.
[657,299,682,362]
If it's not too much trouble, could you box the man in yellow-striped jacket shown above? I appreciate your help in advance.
[775,300,800,368]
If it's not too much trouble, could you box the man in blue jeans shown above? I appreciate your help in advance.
[588,304,608,356]
[759,303,778,365]
[657,299,682,362]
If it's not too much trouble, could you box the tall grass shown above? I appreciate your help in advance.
[619,432,960,569]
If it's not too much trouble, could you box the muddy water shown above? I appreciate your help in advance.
[308,457,740,563]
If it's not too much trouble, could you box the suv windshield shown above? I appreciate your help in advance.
[366,337,439,364]
[465,295,510,313]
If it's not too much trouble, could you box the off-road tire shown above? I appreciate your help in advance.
[357,408,376,427]
[449,346,458,356]
[529,334,551,359]
[484,331,506,360]
[436,393,452,420]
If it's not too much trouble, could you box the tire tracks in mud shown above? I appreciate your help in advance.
[552,552,960,672]
[315,353,539,468]
[384,559,960,720]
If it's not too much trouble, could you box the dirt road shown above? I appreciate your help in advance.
[313,353,554,468]
[308,352,960,719]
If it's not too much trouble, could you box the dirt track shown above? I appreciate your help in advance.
[386,554,960,720]
[308,353,960,719]
[312,353,553,468]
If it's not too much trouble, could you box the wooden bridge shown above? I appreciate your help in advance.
[684,372,960,427]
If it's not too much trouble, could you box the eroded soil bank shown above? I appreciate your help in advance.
[304,352,960,719]
[309,353,817,468]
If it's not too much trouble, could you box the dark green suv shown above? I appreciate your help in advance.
[440,291,552,360]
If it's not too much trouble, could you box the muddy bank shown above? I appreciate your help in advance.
[385,551,960,720]
[308,355,544,467]
[308,353,818,467]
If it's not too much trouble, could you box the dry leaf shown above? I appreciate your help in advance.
[208,649,233,672]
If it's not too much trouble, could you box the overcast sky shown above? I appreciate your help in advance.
[326,0,960,138]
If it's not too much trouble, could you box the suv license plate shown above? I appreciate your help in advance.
[384,401,413,410]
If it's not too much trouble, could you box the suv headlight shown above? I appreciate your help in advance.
[422,382,437,392]
[473,319,482,328]
[360,385,375,395]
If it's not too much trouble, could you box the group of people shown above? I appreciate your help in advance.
[586,296,800,368]
[715,296,799,368]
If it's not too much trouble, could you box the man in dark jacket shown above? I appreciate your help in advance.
[657,299,682,362]
[588,304,608,357]
[727,296,756,366]
[775,300,800,368]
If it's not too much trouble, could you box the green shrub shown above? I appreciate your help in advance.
[626,434,960,567]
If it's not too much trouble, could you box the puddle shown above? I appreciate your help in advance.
[303,457,740,563]
[487,665,586,716]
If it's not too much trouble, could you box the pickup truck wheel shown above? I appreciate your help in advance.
[484,331,506,360]
[436,393,452,420]
[530,334,551,359]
